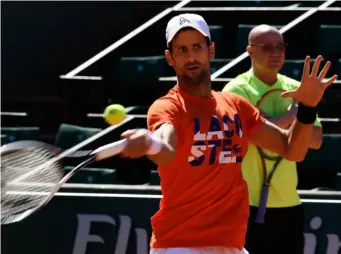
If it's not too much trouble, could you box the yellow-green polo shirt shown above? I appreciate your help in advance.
[223,70,322,208]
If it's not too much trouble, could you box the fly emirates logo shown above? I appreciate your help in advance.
[188,114,244,166]
[71,214,340,254]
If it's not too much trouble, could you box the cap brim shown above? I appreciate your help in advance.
[167,24,209,47]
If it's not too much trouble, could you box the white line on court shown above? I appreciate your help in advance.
[6,191,341,203]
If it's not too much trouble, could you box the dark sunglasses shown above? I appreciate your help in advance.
[250,43,287,52]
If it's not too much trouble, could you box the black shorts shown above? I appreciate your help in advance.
[245,205,305,254]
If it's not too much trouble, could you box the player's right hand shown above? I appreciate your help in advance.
[120,129,152,158]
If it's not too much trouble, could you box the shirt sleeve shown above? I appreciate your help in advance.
[147,97,181,132]
[230,93,266,138]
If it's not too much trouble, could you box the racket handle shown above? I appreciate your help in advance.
[255,184,269,224]
[91,139,128,161]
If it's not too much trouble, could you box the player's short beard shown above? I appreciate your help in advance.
[181,68,210,87]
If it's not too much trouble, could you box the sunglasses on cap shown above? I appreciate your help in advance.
[250,43,287,52]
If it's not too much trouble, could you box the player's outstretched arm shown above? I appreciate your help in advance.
[146,123,177,165]
[260,102,323,150]
[250,55,337,161]
[250,119,312,161]
[121,98,180,165]
[120,124,177,166]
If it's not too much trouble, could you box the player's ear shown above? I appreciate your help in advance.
[208,42,215,61]
[165,49,174,67]
[247,45,253,58]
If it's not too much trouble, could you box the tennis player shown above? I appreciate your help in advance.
[120,14,337,254]
[222,24,323,254]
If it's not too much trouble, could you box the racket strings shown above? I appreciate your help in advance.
[257,89,291,158]
[2,148,61,180]
[1,147,64,223]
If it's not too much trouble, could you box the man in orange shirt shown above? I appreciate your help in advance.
[119,13,337,254]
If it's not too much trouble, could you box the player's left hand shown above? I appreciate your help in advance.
[281,55,338,107]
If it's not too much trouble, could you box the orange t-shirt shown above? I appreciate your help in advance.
[147,85,265,249]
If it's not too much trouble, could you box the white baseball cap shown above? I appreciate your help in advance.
[165,13,211,47]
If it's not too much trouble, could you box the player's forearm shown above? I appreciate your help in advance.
[269,115,322,149]
[269,114,322,149]
[147,123,177,166]
[284,103,318,161]
[284,120,314,161]
[267,113,294,129]
[309,127,323,149]
[147,141,176,166]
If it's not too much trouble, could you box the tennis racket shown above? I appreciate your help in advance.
[1,138,129,225]
[254,88,289,223]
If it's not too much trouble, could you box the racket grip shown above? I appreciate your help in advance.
[255,184,269,224]
[91,139,128,161]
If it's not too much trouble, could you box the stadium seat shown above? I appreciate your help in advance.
[209,25,224,56]
[0,127,40,142]
[207,1,294,7]
[235,24,283,56]
[280,59,304,80]
[1,135,8,145]
[336,59,341,76]
[295,1,324,7]
[55,123,102,149]
[210,58,233,73]
[1,112,29,127]
[209,25,223,43]
[318,25,341,59]
[299,134,341,189]
[64,166,116,184]
[336,173,341,191]
[308,134,341,169]
[235,24,251,56]
[150,170,160,185]
[118,56,169,88]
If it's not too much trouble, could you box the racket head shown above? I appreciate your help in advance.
[256,88,294,157]
[1,141,65,225]
[256,88,293,117]
[255,89,288,222]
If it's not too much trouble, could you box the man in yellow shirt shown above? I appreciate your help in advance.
[223,25,323,254]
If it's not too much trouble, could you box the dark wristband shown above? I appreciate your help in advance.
[296,103,318,124]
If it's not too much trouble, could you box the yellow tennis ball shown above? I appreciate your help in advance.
[103,104,126,125]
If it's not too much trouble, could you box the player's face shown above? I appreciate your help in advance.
[165,29,215,86]
[248,32,285,73]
